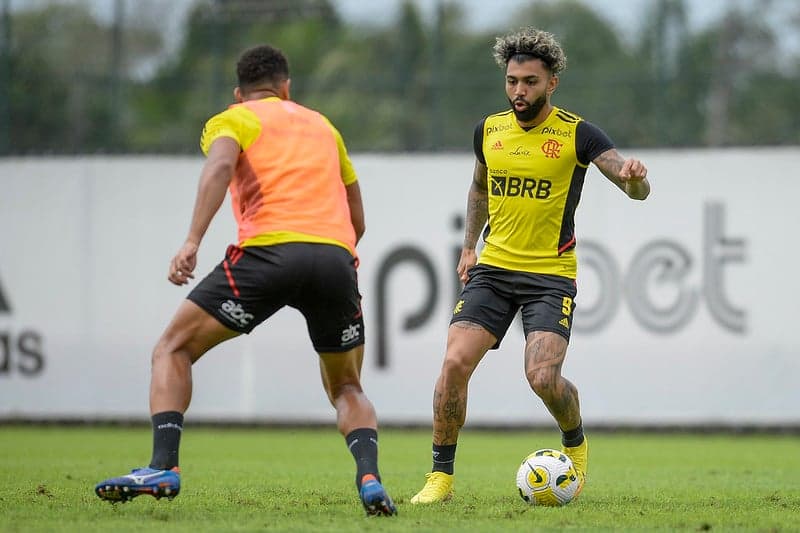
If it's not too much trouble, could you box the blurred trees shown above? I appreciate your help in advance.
[126,0,342,152]
[0,0,799,155]
[0,1,162,153]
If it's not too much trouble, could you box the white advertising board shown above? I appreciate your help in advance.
[0,150,798,426]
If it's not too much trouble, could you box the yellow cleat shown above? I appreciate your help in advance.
[409,472,454,504]
[562,437,588,498]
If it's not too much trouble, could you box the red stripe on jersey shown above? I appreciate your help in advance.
[558,236,576,255]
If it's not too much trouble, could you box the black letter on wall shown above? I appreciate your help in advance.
[375,246,438,369]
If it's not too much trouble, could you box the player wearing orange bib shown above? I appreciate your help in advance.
[411,28,650,504]
[95,44,396,517]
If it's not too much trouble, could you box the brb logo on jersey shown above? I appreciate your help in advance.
[219,299,254,329]
[490,176,552,199]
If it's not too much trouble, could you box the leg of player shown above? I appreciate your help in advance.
[523,330,588,492]
[410,322,496,504]
[94,300,240,503]
[319,346,396,517]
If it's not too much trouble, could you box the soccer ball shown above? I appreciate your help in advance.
[515,448,580,506]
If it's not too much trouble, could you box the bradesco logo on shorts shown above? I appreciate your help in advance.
[0,273,45,377]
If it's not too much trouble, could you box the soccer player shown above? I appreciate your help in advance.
[94,44,396,517]
[410,27,650,504]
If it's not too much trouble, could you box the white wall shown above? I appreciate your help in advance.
[0,150,798,426]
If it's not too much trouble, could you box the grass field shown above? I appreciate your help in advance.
[1,425,798,532]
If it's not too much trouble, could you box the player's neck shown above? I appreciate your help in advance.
[244,89,281,102]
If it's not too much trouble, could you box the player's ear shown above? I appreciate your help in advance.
[279,79,291,100]
[547,75,559,97]
[233,86,243,103]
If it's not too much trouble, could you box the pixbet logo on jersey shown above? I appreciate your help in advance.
[485,123,513,136]
[0,273,45,377]
[540,126,572,138]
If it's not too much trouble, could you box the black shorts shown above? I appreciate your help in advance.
[450,264,577,348]
[187,243,364,352]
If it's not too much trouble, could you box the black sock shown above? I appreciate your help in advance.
[561,421,585,448]
[345,428,380,489]
[432,443,457,475]
[149,411,184,470]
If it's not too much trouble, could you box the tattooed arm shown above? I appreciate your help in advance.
[593,148,650,200]
[456,160,489,283]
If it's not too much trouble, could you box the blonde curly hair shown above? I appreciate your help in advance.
[492,27,567,74]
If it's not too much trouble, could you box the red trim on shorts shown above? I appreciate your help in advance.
[232,249,244,265]
[226,244,244,265]
[222,259,240,297]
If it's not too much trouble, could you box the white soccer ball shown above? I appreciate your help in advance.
[515,448,581,506]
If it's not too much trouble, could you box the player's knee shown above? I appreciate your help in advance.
[526,367,558,400]
[151,339,168,367]
[328,380,364,402]
[151,336,191,369]
[441,354,474,382]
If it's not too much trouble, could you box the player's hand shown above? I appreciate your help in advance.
[168,241,198,286]
[456,248,478,284]
[619,158,647,182]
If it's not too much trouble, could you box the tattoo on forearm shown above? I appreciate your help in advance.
[463,186,488,248]
[594,150,625,176]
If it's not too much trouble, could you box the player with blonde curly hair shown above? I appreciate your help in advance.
[492,27,567,74]
[411,27,650,504]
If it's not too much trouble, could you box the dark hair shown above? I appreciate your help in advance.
[236,45,290,90]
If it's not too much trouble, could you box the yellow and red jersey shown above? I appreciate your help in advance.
[474,106,614,278]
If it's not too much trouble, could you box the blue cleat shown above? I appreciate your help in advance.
[95,466,181,503]
[359,474,397,516]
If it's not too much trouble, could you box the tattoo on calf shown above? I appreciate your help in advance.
[525,334,580,427]
[433,387,466,443]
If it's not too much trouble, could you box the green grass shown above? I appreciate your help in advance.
[1,426,798,531]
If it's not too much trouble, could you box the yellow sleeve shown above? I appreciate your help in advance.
[199,106,263,156]
[322,117,357,185]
